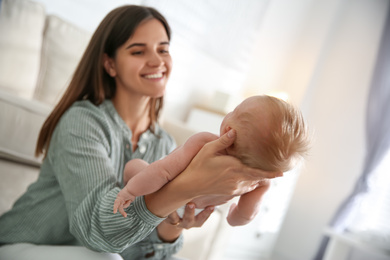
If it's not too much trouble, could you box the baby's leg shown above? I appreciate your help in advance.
[123,159,150,184]
[226,180,270,226]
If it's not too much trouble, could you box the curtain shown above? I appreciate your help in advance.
[314,3,390,259]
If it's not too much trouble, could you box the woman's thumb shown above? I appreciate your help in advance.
[209,129,236,152]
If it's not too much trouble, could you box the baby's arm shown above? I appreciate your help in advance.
[114,132,218,217]
[123,158,150,184]
[226,179,271,226]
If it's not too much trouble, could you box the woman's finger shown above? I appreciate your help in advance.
[203,129,236,154]
[180,203,215,229]
[166,210,181,226]
[242,166,283,180]
[119,206,127,218]
[181,203,196,228]
[193,206,214,227]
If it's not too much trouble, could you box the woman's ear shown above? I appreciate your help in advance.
[103,53,116,77]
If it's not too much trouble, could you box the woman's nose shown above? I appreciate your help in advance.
[147,52,164,67]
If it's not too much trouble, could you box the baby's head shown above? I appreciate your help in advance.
[220,95,310,172]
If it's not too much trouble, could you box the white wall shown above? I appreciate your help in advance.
[264,1,389,260]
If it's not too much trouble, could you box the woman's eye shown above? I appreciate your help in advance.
[160,49,169,54]
[131,51,143,55]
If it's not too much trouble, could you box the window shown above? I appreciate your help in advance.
[347,149,390,249]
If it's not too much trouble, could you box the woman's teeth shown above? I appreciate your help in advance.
[144,73,163,79]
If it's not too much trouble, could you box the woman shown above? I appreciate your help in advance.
[0,5,280,260]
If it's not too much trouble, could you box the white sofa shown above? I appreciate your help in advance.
[0,0,231,259]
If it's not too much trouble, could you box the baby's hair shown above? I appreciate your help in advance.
[235,95,310,172]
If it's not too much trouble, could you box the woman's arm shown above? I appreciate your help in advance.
[145,129,281,218]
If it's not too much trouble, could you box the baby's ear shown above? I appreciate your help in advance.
[223,126,232,135]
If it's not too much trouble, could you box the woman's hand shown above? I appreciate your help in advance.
[174,129,282,198]
[156,203,214,242]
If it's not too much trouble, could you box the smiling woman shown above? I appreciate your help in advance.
[0,5,186,259]
[102,18,172,149]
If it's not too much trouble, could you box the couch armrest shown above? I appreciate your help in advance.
[0,89,51,166]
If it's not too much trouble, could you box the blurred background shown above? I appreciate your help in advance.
[4,0,390,259]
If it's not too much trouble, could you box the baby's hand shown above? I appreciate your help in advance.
[113,191,135,218]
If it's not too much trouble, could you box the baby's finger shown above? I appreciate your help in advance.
[119,206,127,218]
[123,200,131,208]
[113,200,120,214]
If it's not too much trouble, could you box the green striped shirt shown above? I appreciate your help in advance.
[0,100,183,259]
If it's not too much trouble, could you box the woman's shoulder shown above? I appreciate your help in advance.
[57,100,113,136]
[62,99,115,122]
[64,100,103,118]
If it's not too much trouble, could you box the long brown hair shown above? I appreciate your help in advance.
[35,5,171,157]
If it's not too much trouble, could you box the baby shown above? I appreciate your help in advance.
[113,95,310,226]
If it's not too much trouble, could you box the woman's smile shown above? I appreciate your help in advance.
[142,72,165,80]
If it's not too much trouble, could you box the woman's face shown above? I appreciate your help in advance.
[105,18,172,99]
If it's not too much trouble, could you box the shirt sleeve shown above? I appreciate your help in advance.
[48,105,179,254]
[120,229,184,260]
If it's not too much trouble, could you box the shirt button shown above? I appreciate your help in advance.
[156,244,164,250]
[139,145,146,154]
[126,144,130,149]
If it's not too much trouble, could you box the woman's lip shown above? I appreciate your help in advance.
[142,72,165,79]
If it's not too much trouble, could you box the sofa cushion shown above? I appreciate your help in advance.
[0,0,46,99]
[0,89,51,166]
[34,15,91,106]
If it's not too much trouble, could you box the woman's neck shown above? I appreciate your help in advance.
[111,93,151,150]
